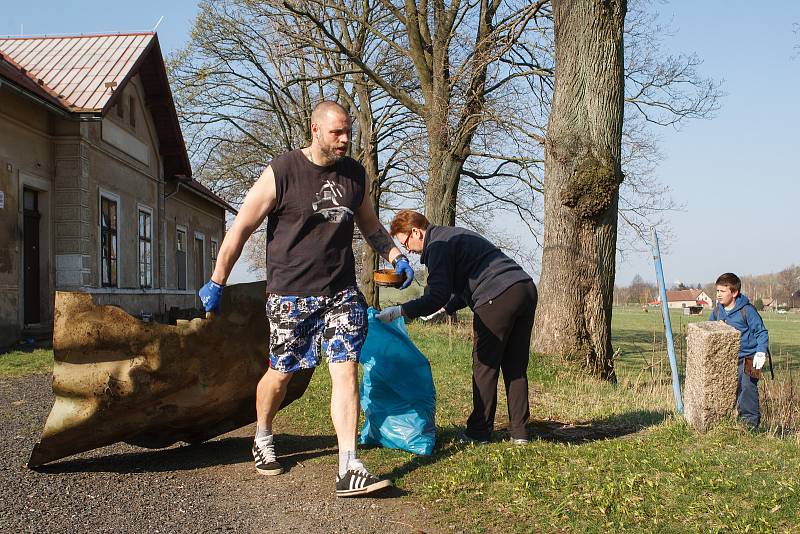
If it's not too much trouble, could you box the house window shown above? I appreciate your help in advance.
[129,96,136,128]
[116,100,124,118]
[138,209,152,288]
[210,239,218,269]
[100,195,118,287]
[176,227,187,290]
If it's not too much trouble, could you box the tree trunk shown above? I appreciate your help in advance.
[353,86,381,309]
[533,0,627,381]
[423,152,462,226]
[359,170,381,309]
[422,108,466,226]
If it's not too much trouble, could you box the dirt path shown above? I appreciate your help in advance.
[0,374,441,533]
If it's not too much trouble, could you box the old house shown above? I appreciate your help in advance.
[657,289,714,310]
[0,32,235,348]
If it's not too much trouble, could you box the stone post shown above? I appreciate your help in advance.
[684,321,740,432]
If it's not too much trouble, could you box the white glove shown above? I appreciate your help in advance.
[753,352,766,370]
[420,308,446,321]
[376,305,403,323]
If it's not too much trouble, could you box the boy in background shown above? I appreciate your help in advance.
[709,272,769,428]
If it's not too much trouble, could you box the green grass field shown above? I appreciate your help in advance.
[613,305,800,379]
[277,317,800,532]
[3,304,800,531]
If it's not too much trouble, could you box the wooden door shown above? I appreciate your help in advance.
[23,189,41,324]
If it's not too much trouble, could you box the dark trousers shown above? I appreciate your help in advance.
[466,280,537,441]
[737,359,761,428]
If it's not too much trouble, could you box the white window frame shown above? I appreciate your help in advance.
[137,204,154,289]
[99,189,121,288]
[176,224,188,291]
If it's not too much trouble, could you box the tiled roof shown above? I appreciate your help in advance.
[184,179,238,215]
[0,32,192,179]
[0,53,66,110]
[0,33,154,112]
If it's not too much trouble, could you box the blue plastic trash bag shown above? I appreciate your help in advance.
[359,308,436,455]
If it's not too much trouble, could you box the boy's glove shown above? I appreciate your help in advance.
[420,308,446,321]
[392,254,414,289]
[199,279,224,314]
[376,306,403,323]
[753,352,766,370]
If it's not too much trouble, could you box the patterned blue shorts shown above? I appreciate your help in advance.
[266,286,368,373]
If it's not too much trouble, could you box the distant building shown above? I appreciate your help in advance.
[761,297,777,311]
[0,32,236,348]
[653,289,714,310]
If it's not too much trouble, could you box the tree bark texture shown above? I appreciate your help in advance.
[352,85,382,309]
[359,153,381,309]
[422,138,463,226]
[533,0,626,380]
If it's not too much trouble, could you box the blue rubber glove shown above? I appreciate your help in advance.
[199,279,224,314]
[393,255,414,289]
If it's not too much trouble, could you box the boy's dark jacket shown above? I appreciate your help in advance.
[710,294,769,359]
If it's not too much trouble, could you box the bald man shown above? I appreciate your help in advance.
[199,101,413,496]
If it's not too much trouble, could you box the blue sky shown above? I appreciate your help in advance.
[621,1,800,287]
[4,1,798,286]
[1,2,198,55]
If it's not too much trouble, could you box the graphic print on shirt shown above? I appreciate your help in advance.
[312,179,354,223]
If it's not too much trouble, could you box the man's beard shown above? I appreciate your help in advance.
[320,141,347,163]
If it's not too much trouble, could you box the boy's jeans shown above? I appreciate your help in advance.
[737,358,760,428]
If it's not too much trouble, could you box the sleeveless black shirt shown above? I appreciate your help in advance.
[265,149,366,296]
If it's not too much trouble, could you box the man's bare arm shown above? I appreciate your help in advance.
[210,166,277,285]
[354,192,402,263]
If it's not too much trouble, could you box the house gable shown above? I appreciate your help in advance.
[0,33,191,179]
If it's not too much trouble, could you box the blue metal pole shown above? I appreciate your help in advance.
[651,227,684,414]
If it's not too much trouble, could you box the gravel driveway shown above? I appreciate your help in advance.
[1,374,438,533]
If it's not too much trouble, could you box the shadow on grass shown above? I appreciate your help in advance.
[381,410,670,481]
[526,409,669,444]
[34,433,338,474]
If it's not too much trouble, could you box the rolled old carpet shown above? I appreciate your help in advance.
[28,281,313,467]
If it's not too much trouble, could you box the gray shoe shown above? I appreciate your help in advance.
[510,437,529,445]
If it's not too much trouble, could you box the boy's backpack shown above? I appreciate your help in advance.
[709,303,774,379]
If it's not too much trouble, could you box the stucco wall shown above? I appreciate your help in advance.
[164,189,225,294]
[82,75,225,316]
[668,300,696,309]
[0,86,57,347]
[0,155,20,348]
